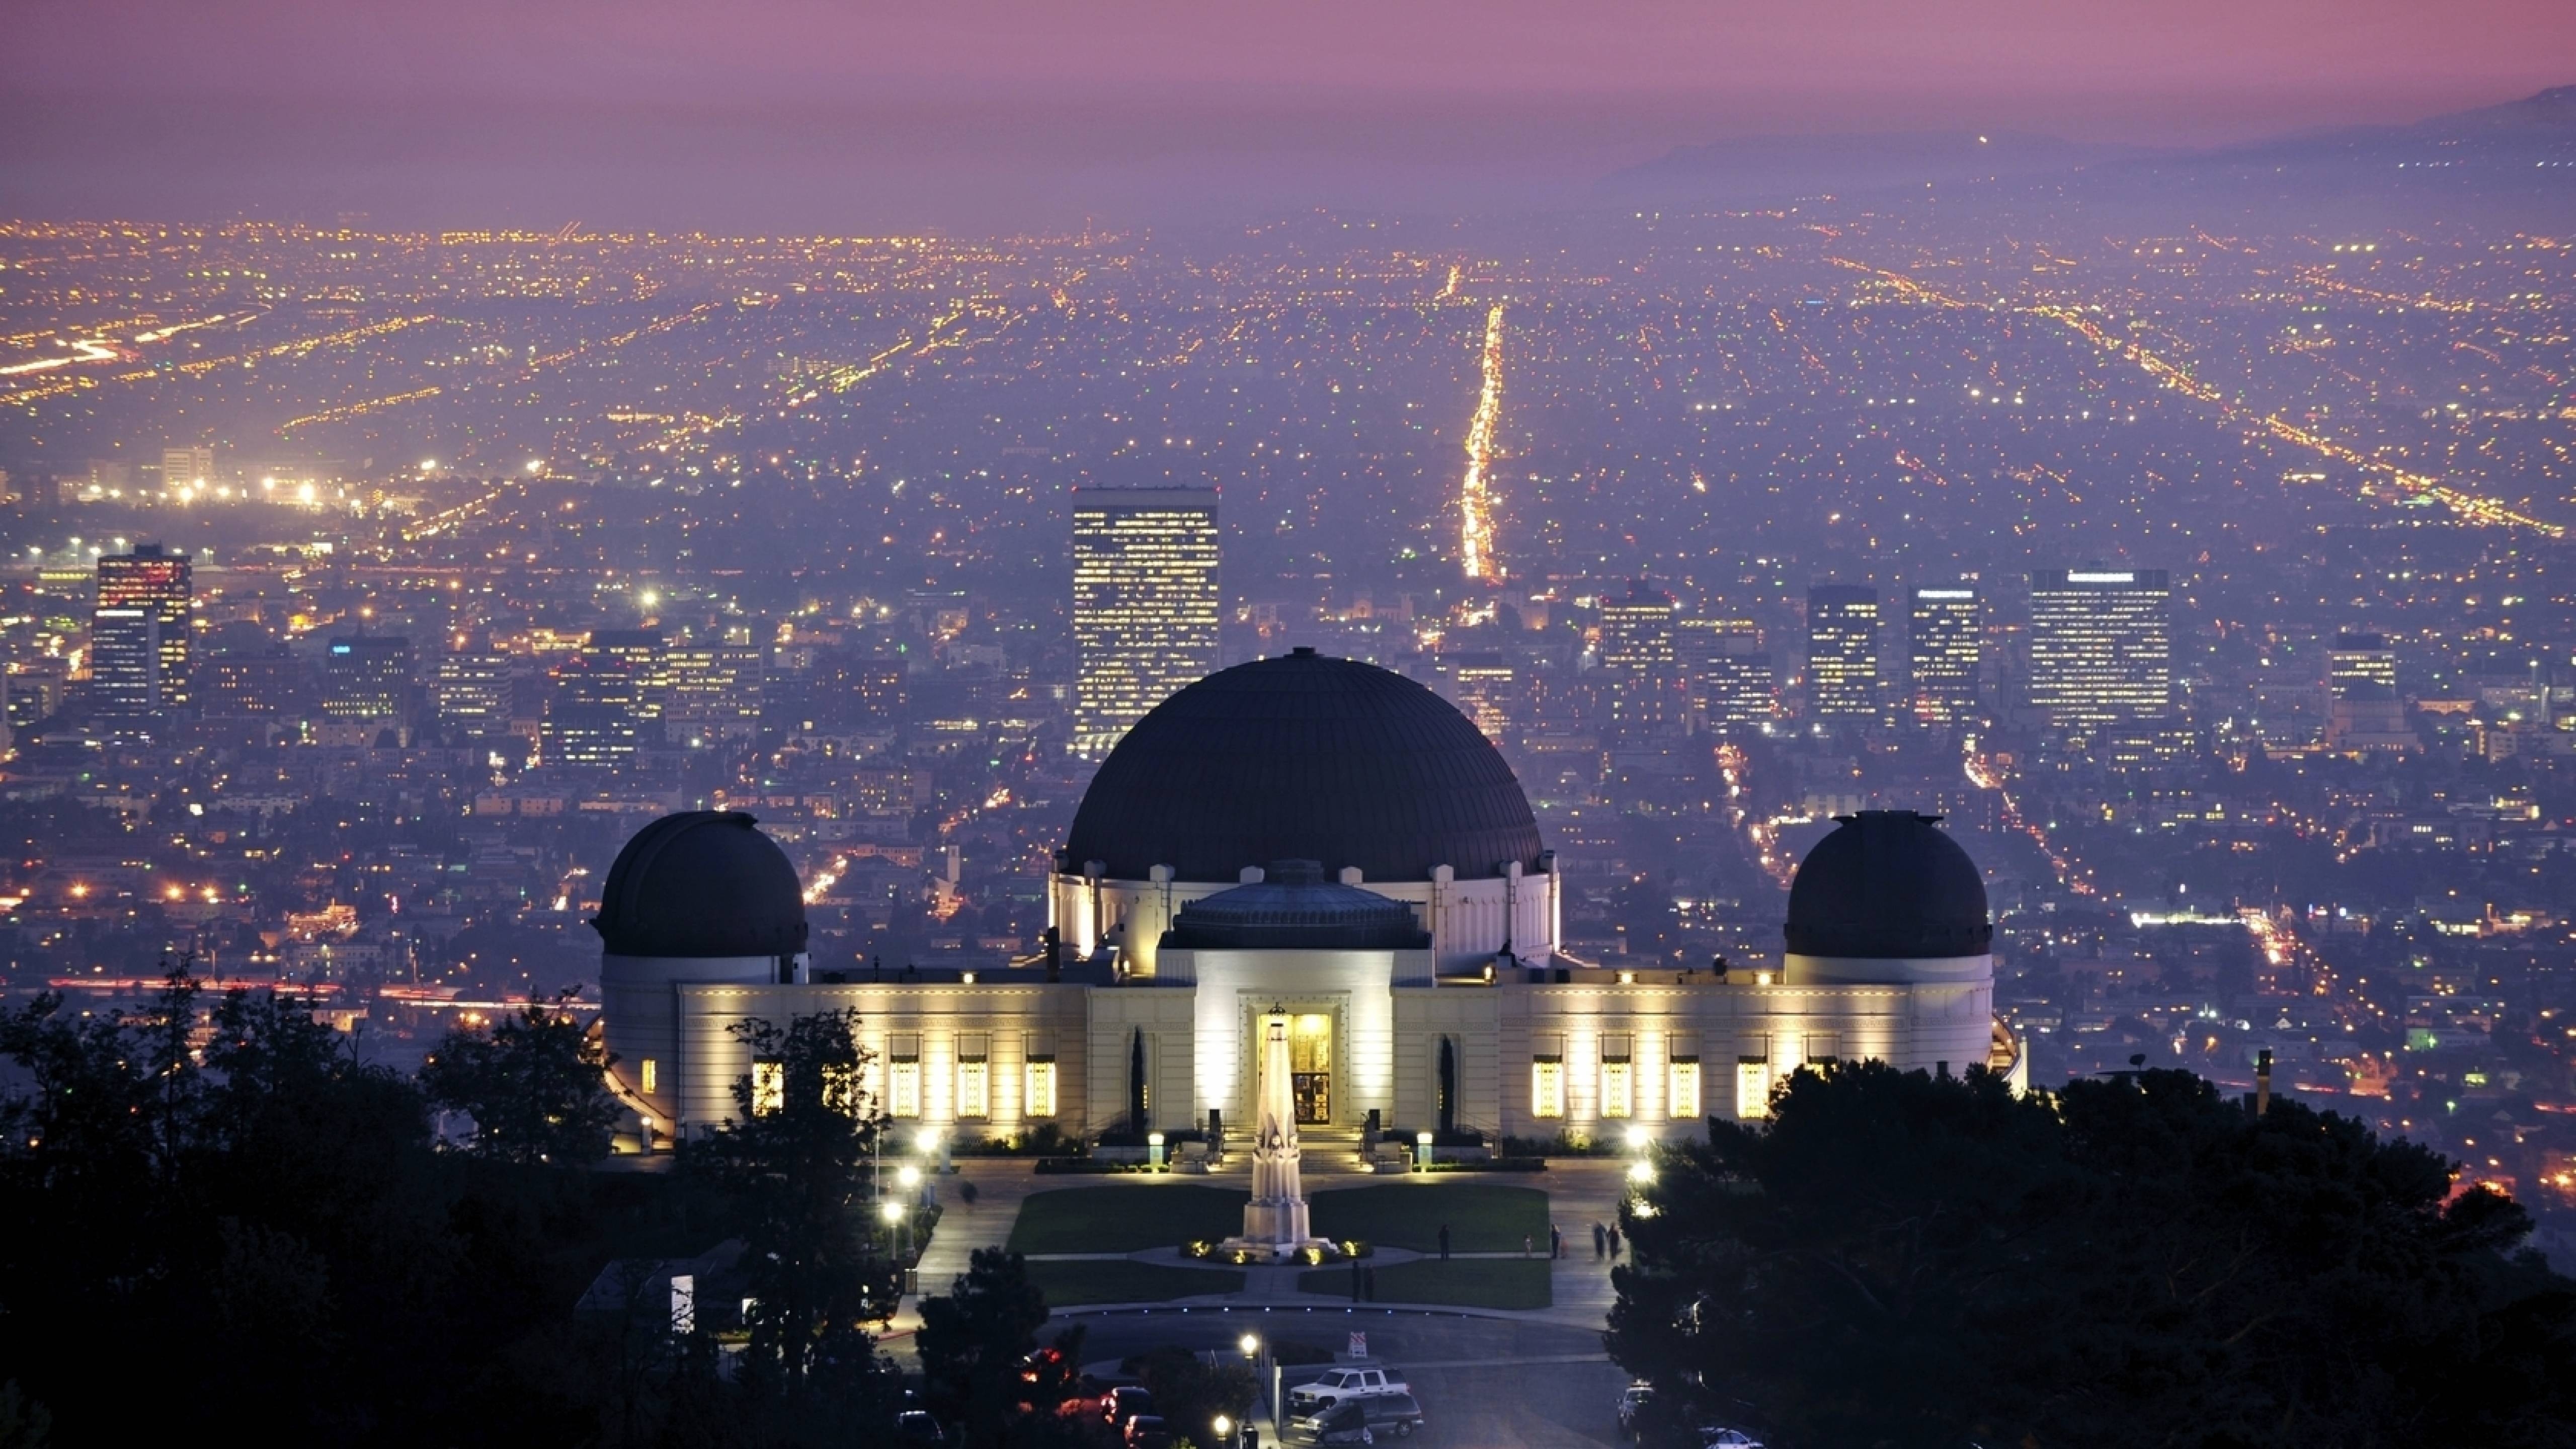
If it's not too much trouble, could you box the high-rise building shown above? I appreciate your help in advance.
[320,636,414,721]
[1806,585,1881,722]
[94,543,192,720]
[587,629,667,745]
[1908,584,1982,725]
[666,645,764,744]
[2028,568,2172,738]
[202,642,307,720]
[433,641,514,733]
[808,651,908,730]
[1448,653,1520,744]
[89,608,164,737]
[546,652,640,769]
[2327,632,2397,699]
[1598,582,1682,742]
[1071,487,1220,757]
[160,446,214,493]
[1705,652,1778,732]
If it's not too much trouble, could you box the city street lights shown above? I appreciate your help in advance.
[1213,1414,1233,1448]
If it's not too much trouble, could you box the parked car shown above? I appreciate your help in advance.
[1123,1413,1174,1448]
[1101,1387,1156,1431]
[1289,1391,1424,1443]
[891,1409,945,1444]
[1696,1427,1763,1448]
[1286,1365,1410,1414]
[1617,1383,1655,1439]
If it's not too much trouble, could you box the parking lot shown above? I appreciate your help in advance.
[1055,1308,1634,1448]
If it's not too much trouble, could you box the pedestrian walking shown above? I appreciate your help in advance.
[1607,1225,1622,1259]
[958,1179,979,1213]
[1550,1223,1562,1259]
[1523,1234,1533,1258]
[1592,1221,1606,1259]
[1437,1223,1451,1261]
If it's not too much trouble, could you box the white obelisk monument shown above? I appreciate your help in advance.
[1223,1006,1331,1261]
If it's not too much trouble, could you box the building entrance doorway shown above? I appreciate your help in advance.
[1289,1012,1332,1124]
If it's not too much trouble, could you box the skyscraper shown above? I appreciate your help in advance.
[160,445,214,493]
[92,542,192,736]
[2028,568,2172,737]
[1908,584,1982,725]
[1448,653,1520,744]
[666,644,764,744]
[320,635,414,721]
[2327,632,2397,699]
[1806,584,1881,722]
[587,629,668,745]
[1598,581,1682,742]
[433,639,514,734]
[1072,487,1220,758]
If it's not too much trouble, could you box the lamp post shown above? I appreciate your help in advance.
[1240,1331,1269,1444]
[1213,1414,1233,1448]
[881,1199,910,1262]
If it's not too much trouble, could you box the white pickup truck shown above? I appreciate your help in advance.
[1287,1366,1410,1413]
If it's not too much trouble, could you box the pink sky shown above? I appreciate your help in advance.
[3,0,2569,224]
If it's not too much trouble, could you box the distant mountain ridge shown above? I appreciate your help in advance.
[1601,84,2576,212]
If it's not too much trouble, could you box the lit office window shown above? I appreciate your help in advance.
[1667,1059,1702,1119]
[1025,1060,1058,1117]
[751,1059,784,1116]
[639,1057,658,1095]
[890,1062,921,1118]
[1532,1059,1565,1119]
[1736,1058,1772,1120]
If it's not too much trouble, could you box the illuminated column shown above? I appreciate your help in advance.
[1238,1009,1315,1250]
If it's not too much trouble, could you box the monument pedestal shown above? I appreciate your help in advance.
[1217,1008,1338,1264]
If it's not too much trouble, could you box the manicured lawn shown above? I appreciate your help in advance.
[1307,1182,1549,1255]
[1005,1184,1250,1254]
[1295,1257,1552,1310]
[1026,1258,1246,1307]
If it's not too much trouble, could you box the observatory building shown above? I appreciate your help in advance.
[596,650,2021,1150]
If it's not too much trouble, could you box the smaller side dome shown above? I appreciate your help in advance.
[1785,810,1991,959]
[594,811,809,958]
[1163,859,1430,950]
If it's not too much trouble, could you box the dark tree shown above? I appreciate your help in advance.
[681,1009,895,1397]
[1436,1036,1457,1137]
[1134,1344,1257,1447]
[1128,1027,1148,1135]
[916,1247,1092,1447]
[1608,1062,2576,1449]
[421,998,623,1165]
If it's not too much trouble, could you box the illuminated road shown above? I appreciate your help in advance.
[1460,302,1506,585]
[1826,257,2564,537]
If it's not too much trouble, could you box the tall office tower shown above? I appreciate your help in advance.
[202,641,307,720]
[160,446,214,493]
[1448,652,1520,744]
[1598,581,1682,742]
[546,652,641,769]
[2028,568,2172,738]
[1071,487,1220,757]
[1676,613,1756,729]
[666,645,765,744]
[1805,584,1882,722]
[433,640,513,733]
[1703,650,1778,731]
[2327,632,2397,698]
[320,635,415,721]
[586,629,668,745]
[95,542,192,716]
[1907,584,1982,725]
[809,650,908,729]
[89,608,164,738]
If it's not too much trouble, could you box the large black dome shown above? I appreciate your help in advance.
[1784,810,1991,959]
[1063,650,1545,883]
[594,811,809,958]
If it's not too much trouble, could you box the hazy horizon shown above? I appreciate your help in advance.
[5,0,2571,230]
